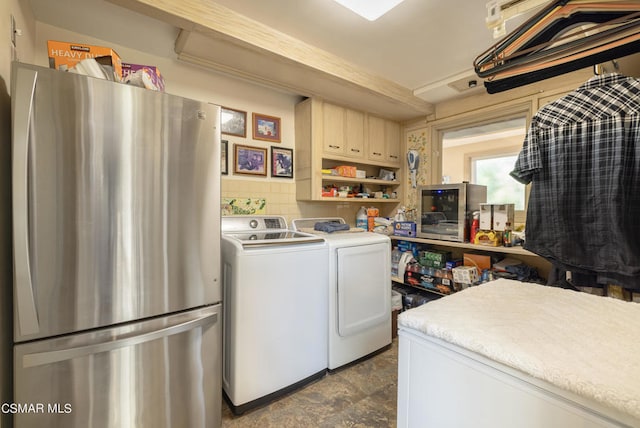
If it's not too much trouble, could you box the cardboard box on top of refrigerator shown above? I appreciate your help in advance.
[47,40,122,81]
[122,63,165,92]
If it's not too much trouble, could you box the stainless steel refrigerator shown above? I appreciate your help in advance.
[10,62,222,428]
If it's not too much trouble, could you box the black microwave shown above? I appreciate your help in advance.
[417,183,487,242]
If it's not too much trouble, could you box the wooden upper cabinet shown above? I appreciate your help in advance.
[367,115,386,162]
[315,99,401,166]
[322,102,345,155]
[344,109,365,159]
[295,97,402,202]
[384,120,401,166]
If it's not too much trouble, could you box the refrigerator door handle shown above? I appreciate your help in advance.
[21,310,218,368]
[12,66,40,336]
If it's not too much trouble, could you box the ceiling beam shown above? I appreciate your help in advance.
[107,0,433,119]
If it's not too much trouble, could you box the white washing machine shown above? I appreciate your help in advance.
[291,218,391,370]
[221,216,328,414]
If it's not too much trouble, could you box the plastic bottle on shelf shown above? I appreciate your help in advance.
[503,222,513,247]
[391,247,401,277]
[470,211,480,244]
[356,206,368,230]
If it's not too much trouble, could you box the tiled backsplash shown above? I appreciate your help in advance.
[221,180,398,226]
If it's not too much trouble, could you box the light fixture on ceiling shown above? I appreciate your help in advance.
[331,0,406,21]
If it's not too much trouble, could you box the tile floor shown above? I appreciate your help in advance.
[222,338,398,427]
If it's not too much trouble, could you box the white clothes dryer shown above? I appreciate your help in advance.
[291,218,391,370]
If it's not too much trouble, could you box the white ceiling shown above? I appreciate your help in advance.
[208,0,501,102]
[28,0,537,105]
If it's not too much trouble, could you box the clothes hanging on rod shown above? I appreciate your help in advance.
[474,0,640,93]
[485,37,640,93]
[475,1,640,73]
[478,11,640,77]
[510,72,640,289]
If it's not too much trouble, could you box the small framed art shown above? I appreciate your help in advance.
[271,146,293,178]
[234,144,267,176]
[221,140,228,175]
[221,107,247,137]
[252,113,281,143]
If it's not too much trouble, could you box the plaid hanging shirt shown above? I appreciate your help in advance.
[511,73,640,286]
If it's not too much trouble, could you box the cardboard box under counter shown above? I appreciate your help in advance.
[452,266,479,285]
[463,252,492,271]
[419,249,451,269]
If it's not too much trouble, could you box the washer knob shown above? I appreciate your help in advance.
[249,219,258,229]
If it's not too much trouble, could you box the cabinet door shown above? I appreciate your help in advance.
[336,243,390,336]
[385,120,401,166]
[345,109,365,159]
[322,102,345,155]
[367,115,385,162]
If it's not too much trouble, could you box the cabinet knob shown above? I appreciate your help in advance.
[373,152,382,156]
[390,155,398,159]
[351,149,360,153]
[329,145,341,149]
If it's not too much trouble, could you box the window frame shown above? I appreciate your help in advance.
[429,100,533,225]
[470,151,526,213]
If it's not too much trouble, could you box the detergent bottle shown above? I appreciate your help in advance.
[356,206,367,230]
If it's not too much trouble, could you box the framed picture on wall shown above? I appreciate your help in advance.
[252,113,281,143]
[221,107,247,137]
[221,140,228,175]
[234,144,267,176]
[271,147,293,178]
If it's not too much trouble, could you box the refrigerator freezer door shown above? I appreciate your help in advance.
[14,304,222,428]
[11,63,221,341]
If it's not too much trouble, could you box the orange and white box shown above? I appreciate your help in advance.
[47,40,123,80]
[366,207,379,232]
[334,165,356,178]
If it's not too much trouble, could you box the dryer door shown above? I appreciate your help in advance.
[336,242,390,337]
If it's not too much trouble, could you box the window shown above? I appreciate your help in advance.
[440,114,528,222]
[472,153,525,210]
